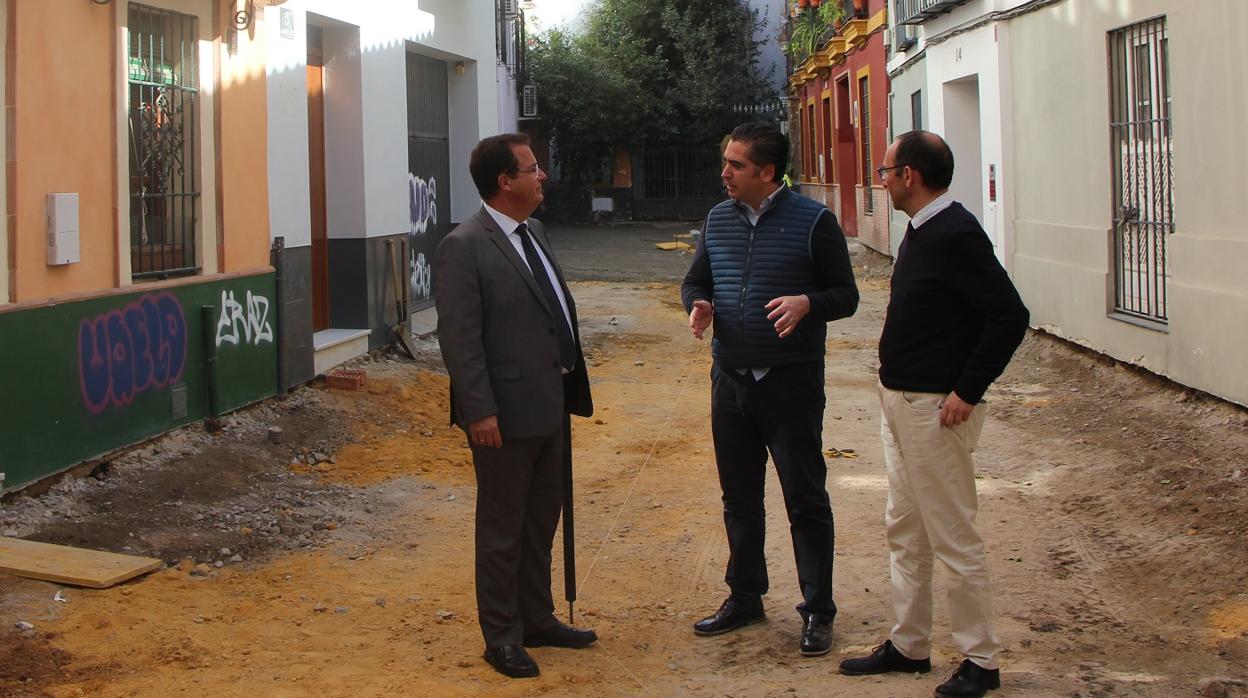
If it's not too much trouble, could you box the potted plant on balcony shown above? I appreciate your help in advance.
[785,0,844,62]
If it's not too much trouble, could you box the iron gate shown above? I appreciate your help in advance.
[406,53,452,312]
[642,147,723,200]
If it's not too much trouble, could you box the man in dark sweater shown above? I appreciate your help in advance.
[681,122,859,658]
[838,131,1028,698]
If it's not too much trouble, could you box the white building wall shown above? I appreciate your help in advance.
[923,23,1006,260]
[266,0,499,248]
[1009,0,1248,406]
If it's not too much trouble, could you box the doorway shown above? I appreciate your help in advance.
[405,52,452,312]
[835,75,858,236]
[307,25,329,332]
[943,76,986,244]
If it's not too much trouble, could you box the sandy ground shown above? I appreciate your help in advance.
[2,235,1246,698]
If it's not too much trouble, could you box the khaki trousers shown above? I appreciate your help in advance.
[878,382,1000,670]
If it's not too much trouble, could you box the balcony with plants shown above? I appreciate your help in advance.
[783,0,872,87]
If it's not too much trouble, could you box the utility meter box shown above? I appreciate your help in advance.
[46,193,80,265]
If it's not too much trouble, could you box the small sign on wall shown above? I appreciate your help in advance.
[280,8,295,40]
[988,164,997,202]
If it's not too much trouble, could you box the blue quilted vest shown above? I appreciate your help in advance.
[703,188,828,368]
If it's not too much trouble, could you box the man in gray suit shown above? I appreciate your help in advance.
[435,133,596,679]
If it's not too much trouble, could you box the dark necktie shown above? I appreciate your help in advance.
[516,223,577,370]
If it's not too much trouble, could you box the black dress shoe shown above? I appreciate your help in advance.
[934,659,1000,697]
[839,639,932,675]
[483,644,540,678]
[799,614,834,656]
[693,596,765,636]
[524,620,598,648]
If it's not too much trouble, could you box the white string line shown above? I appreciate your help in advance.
[575,348,698,600]
[593,638,658,697]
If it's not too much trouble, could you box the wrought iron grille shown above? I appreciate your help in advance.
[496,1,526,79]
[128,3,199,279]
[642,147,722,200]
[858,75,873,213]
[1108,16,1172,323]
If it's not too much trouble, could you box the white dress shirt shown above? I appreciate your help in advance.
[908,190,954,230]
[482,202,574,333]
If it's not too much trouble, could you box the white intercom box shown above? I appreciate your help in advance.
[47,192,80,265]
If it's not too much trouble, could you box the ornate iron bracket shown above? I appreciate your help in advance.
[233,0,255,31]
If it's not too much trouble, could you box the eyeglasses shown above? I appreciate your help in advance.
[875,164,905,182]
[513,163,543,176]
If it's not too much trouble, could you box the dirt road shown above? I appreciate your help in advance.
[2,231,1246,697]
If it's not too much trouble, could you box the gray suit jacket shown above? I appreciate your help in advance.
[434,207,593,438]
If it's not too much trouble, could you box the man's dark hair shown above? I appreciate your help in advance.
[730,122,788,183]
[893,130,955,190]
[470,133,531,199]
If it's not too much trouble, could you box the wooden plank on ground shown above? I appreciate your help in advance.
[0,538,162,589]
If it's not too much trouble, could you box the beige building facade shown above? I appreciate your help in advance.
[1008,1,1248,406]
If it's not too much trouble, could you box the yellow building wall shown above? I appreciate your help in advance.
[11,0,117,301]
[5,0,270,303]
[218,15,270,272]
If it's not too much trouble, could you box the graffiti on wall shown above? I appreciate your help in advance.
[214,290,274,348]
[409,173,438,302]
[78,291,187,414]
[409,174,437,235]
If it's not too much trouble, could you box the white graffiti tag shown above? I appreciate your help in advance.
[215,290,275,347]
[408,174,437,235]
[410,252,433,301]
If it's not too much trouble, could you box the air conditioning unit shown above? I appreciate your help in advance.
[522,84,538,118]
[501,0,518,18]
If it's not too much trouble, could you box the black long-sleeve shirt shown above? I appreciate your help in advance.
[878,202,1029,404]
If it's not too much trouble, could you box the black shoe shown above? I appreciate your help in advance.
[934,659,1000,697]
[483,644,540,678]
[799,614,834,656]
[839,639,932,675]
[524,620,598,648]
[692,596,765,636]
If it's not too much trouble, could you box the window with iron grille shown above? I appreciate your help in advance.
[1108,16,1172,324]
[911,89,923,132]
[128,3,200,279]
[858,74,872,213]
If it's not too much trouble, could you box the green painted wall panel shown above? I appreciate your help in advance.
[0,273,277,492]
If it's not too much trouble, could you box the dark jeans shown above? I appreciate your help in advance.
[471,428,564,647]
[710,360,837,618]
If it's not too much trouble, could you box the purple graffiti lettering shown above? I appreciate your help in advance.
[157,292,187,384]
[125,302,154,391]
[106,313,135,408]
[78,317,112,414]
[76,291,187,414]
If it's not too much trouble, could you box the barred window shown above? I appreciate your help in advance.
[128,3,200,279]
[858,74,872,213]
[1109,17,1172,324]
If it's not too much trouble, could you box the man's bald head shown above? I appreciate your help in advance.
[893,130,955,192]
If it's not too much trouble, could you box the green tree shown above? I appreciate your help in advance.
[528,0,776,194]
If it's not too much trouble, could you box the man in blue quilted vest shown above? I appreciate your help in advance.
[681,122,859,657]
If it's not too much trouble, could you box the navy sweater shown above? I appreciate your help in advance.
[878,202,1029,404]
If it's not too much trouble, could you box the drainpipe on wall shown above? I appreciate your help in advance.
[271,236,287,395]
[202,306,220,419]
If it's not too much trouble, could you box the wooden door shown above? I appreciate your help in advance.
[307,60,329,331]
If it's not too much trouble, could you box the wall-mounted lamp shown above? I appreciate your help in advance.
[455,62,466,76]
